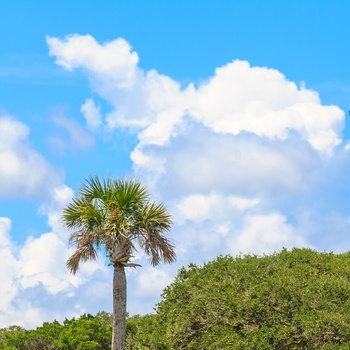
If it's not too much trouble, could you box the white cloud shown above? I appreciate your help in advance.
[19,232,77,293]
[0,115,62,198]
[47,34,139,89]
[47,34,195,132]
[0,214,111,328]
[0,108,110,329]
[0,115,29,145]
[47,37,347,256]
[139,127,322,201]
[35,34,350,326]
[136,267,173,297]
[81,98,102,131]
[0,218,19,310]
[0,181,111,328]
[228,212,307,256]
[192,61,344,153]
[48,35,344,154]
[173,192,260,225]
[38,184,74,235]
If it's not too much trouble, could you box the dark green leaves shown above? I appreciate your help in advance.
[156,248,350,349]
[0,313,112,350]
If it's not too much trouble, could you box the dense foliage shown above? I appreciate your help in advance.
[2,248,350,349]
[157,248,350,349]
[0,312,112,350]
[126,314,168,350]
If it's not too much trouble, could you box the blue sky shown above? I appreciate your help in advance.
[1,1,350,328]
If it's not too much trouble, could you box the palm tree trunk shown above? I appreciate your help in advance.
[111,264,127,350]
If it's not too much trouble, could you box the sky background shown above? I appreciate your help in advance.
[1,0,350,329]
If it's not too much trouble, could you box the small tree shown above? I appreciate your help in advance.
[62,176,176,350]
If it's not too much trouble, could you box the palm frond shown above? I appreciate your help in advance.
[68,227,105,248]
[138,231,176,266]
[135,201,175,266]
[112,179,148,211]
[67,244,98,274]
[62,175,175,273]
[63,198,106,230]
[137,201,172,232]
[80,175,106,201]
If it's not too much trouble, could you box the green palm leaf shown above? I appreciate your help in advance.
[62,175,175,271]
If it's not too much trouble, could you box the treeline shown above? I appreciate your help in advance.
[0,312,112,350]
[2,248,350,349]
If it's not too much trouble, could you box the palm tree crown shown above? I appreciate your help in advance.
[63,176,176,273]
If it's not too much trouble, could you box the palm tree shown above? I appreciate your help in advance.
[62,176,176,350]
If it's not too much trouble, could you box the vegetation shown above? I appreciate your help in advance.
[62,176,175,350]
[126,314,168,350]
[0,312,112,350]
[3,248,350,349]
[157,248,350,349]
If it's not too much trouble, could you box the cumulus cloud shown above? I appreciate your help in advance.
[0,183,111,328]
[0,111,112,328]
[192,61,343,153]
[46,33,349,252]
[40,34,350,323]
[47,34,139,88]
[81,98,102,131]
[19,232,77,293]
[173,192,260,225]
[0,218,19,311]
[47,35,344,156]
[228,212,307,256]
[136,267,173,297]
[145,127,322,200]
[0,116,62,198]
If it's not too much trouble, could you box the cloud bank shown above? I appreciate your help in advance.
[46,33,350,307]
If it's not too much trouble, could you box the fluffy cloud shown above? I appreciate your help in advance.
[81,98,102,131]
[0,218,19,311]
[192,61,343,153]
[0,183,111,328]
[37,34,350,325]
[136,267,173,297]
[146,127,322,200]
[47,34,139,89]
[173,192,260,225]
[46,33,349,249]
[0,116,62,198]
[19,232,77,293]
[47,35,343,156]
[0,111,112,328]
[228,212,307,256]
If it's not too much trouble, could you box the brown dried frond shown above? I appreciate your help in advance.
[67,245,98,274]
[138,230,176,267]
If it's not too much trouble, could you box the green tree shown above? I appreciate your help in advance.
[157,248,350,349]
[62,176,176,350]
[0,325,25,350]
[2,314,112,350]
[126,314,168,349]
[57,314,112,350]
[3,321,62,350]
